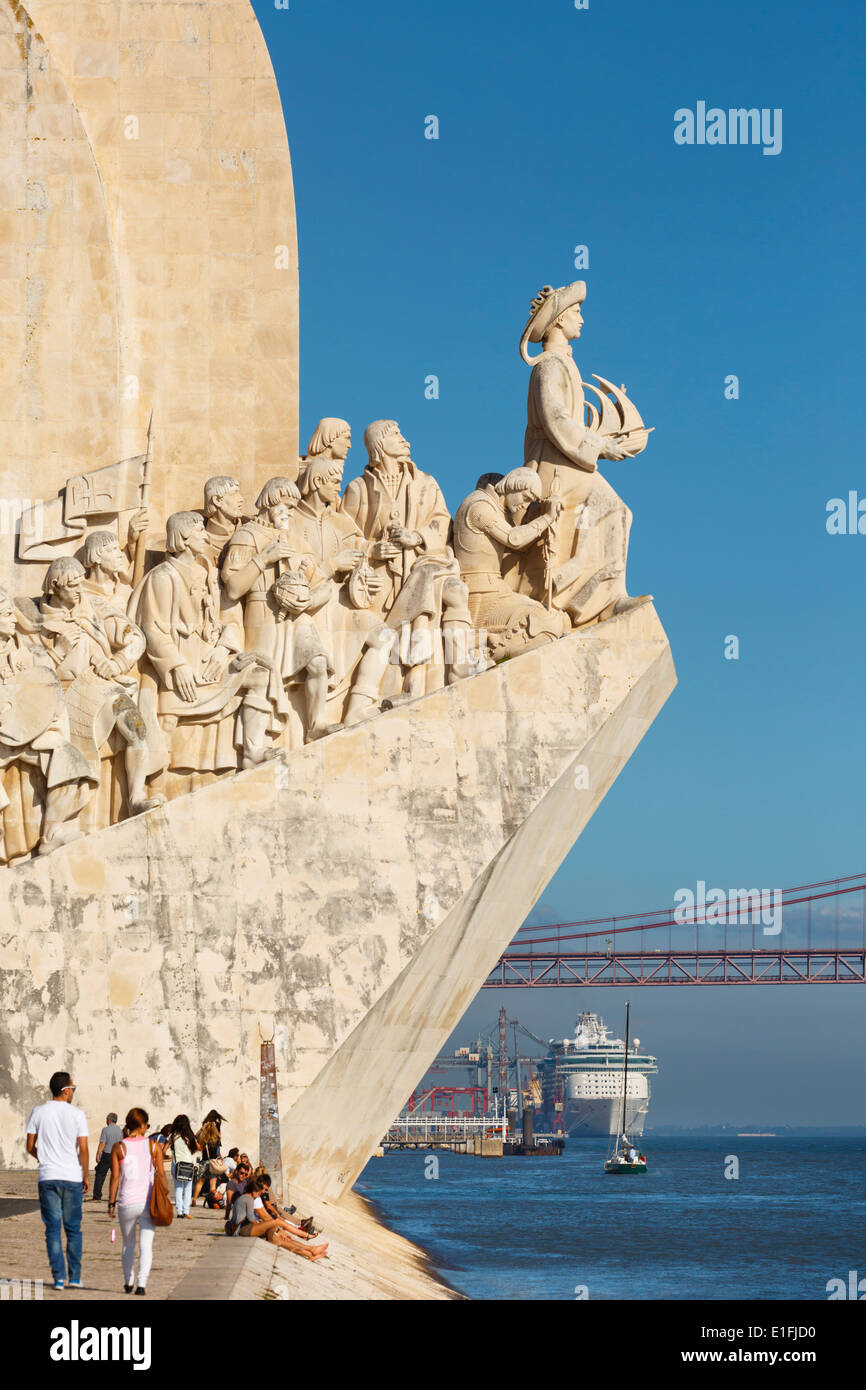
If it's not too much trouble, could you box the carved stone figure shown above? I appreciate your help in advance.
[344,552,475,723]
[0,590,97,860]
[293,425,369,585]
[81,528,139,605]
[341,421,451,616]
[301,416,353,473]
[39,557,165,815]
[518,281,651,628]
[221,477,304,660]
[288,424,384,711]
[129,512,287,773]
[201,476,246,652]
[271,567,342,742]
[202,475,246,565]
[453,469,570,659]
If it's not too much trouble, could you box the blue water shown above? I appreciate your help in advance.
[356,1137,866,1300]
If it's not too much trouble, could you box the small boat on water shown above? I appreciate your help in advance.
[603,1001,647,1175]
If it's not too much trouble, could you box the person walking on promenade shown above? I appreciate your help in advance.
[25,1070,90,1291]
[168,1114,199,1219]
[91,1112,122,1201]
[107,1107,166,1295]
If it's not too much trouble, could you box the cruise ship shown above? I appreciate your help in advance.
[538,1012,658,1137]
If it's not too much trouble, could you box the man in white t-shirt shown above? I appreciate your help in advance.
[26,1070,90,1291]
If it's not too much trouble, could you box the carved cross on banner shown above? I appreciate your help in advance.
[259,1038,284,1205]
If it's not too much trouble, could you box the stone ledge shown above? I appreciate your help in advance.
[169,1186,460,1301]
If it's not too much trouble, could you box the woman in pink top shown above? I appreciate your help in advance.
[107,1107,165,1294]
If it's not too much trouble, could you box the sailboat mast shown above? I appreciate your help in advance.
[620,1001,631,1140]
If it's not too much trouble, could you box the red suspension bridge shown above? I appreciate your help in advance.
[484,872,866,988]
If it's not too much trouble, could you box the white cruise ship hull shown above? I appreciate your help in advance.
[564,1096,649,1138]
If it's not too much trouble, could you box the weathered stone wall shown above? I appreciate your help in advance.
[0,605,675,1195]
[0,0,298,591]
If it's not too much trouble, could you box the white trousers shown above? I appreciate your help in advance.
[118,1202,155,1288]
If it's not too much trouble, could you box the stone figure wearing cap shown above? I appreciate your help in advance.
[518,280,651,629]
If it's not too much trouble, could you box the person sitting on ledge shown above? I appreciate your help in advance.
[223,1159,253,1233]
[229,1176,328,1261]
[257,1173,320,1238]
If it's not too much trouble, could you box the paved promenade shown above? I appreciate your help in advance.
[0,1170,224,1301]
[0,1170,459,1301]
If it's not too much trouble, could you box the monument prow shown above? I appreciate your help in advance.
[0,604,675,1192]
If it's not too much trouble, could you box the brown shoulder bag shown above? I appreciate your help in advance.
[149,1141,174,1227]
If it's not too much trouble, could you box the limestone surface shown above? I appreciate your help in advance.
[0,0,298,594]
[0,604,675,1197]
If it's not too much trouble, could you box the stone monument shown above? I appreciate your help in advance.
[0,3,676,1206]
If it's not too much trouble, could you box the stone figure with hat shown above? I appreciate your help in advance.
[517,280,652,629]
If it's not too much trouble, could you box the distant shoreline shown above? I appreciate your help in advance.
[644,1126,866,1137]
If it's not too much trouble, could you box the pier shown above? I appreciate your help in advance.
[383,1113,507,1155]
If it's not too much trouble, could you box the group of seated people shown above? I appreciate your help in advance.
[144,1112,327,1262]
[221,1158,327,1262]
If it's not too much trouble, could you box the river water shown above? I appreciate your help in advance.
[356,1136,866,1300]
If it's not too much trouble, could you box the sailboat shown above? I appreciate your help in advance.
[603,1001,647,1175]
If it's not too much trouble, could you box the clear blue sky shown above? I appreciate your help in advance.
[253,0,866,1124]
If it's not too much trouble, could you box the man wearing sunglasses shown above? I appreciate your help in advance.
[25,1071,90,1291]
[223,1161,252,1233]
